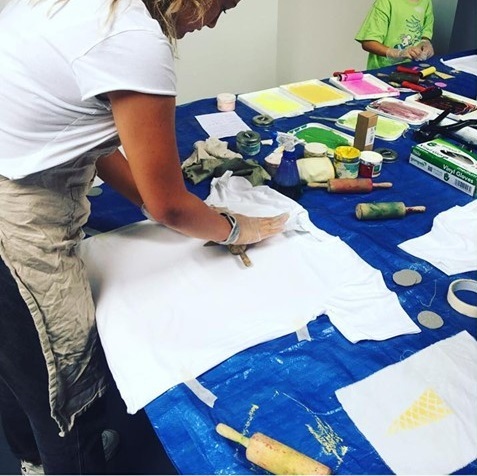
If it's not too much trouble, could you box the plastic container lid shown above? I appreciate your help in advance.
[304,142,328,157]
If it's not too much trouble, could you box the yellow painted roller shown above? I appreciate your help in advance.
[216,423,331,475]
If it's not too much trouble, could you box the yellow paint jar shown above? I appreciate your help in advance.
[333,146,360,178]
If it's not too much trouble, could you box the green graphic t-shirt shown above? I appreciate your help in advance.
[355,0,434,70]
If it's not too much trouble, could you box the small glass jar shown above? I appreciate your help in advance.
[236,130,261,157]
[216,93,236,112]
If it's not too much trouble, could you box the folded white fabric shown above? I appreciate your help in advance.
[79,174,419,413]
[441,55,477,77]
[336,331,477,475]
[398,201,477,275]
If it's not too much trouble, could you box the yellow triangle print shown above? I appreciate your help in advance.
[388,388,453,435]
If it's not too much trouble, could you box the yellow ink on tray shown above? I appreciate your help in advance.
[254,92,304,115]
[287,84,344,104]
[306,417,348,464]
[387,388,453,435]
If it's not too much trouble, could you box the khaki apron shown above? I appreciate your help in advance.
[0,142,118,435]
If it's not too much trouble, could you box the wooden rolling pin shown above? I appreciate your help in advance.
[356,201,426,220]
[216,423,331,475]
[308,178,392,193]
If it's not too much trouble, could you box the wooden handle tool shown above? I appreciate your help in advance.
[308,178,392,193]
[227,245,252,267]
[216,423,331,475]
[356,201,426,220]
[203,242,252,267]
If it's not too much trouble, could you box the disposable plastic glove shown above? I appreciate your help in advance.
[386,47,413,63]
[219,212,289,245]
[414,39,434,60]
[235,213,288,245]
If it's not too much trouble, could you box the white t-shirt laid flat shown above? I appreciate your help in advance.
[0,0,176,179]
[79,174,420,414]
[398,200,477,275]
[336,331,477,475]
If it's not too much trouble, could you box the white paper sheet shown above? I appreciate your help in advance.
[398,201,477,275]
[195,111,250,138]
[79,174,419,413]
[336,331,477,475]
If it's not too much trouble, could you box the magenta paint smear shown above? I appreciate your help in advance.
[340,79,391,95]
[369,99,429,122]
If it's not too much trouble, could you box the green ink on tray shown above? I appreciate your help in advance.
[294,127,350,150]
[338,114,407,140]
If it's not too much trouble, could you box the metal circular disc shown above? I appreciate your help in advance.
[87,186,103,197]
[418,310,444,329]
[393,269,422,287]
[374,147,398,163]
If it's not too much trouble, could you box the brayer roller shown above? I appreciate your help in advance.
[308,178,392,193]
[356,202,426,220]
[216,423,331,475]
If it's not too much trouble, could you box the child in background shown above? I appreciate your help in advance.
[356,0,434,70]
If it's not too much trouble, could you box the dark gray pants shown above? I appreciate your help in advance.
[0,257,107,474]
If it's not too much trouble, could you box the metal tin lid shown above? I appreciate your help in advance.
[374,147,398,163]
[236,130,261,145]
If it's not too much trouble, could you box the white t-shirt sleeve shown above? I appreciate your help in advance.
[72,30,176,101]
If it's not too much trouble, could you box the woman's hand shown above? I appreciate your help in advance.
[218,212,289,245]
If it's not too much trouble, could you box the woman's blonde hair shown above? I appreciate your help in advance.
[37,0,215,42]
[145,0,214,40]
[108,0,215,41]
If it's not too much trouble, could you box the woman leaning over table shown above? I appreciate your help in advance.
[0,0,287,473]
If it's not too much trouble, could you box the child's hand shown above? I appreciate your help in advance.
[386,47,413,62]
[417,39,434,60]
[407,40,434,61]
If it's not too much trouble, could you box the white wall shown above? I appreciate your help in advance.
[175,0,374,104]
[276,0,373,85]
[175,0,278,104]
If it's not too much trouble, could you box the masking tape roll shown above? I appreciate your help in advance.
[447,279,477,318]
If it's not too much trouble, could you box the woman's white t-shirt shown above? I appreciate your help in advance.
[0,0,176,179]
